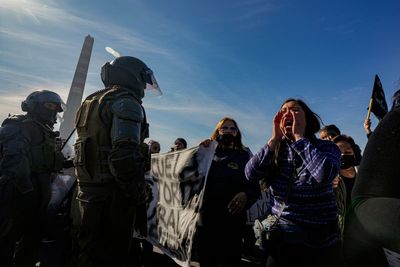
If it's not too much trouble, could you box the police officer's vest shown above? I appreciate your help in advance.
[0,115,64,174]
[29,121,65,174]
[74,86,149,185]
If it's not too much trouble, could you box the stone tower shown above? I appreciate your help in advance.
[59,34,94,140]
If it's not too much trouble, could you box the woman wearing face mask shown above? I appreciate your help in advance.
[245,99,342,267]
[332,135,358,208]
[197,117,260,267]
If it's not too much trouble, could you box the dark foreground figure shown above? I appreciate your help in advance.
[344,90,400,266]
[72,56,160,267]
[0,90,65,266]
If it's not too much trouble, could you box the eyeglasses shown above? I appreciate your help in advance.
[219,126,238,131]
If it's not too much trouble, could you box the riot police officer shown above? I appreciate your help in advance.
[0,90,66,266]
[72,56,161,266]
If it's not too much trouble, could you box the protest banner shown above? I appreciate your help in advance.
[146,142,217,267]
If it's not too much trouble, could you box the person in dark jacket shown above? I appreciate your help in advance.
[344,90,400,266]
[0,90,66,267]
[197,117,260,267]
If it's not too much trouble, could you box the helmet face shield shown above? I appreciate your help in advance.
[102,56,163,98]
[142,68,162,96]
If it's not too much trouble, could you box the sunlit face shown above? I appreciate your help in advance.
[319,130,330,140]
[218,120,238,137]
[336,141,354,156]
[174,140,185,151]
[280,101,306,136]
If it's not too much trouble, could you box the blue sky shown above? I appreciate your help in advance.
[1,0,399,153]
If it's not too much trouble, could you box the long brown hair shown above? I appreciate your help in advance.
[210,117,245,150]
[273,99,322,165]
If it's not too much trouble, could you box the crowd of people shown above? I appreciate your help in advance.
[0,54,399,267]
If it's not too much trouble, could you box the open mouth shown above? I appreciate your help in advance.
[284,119,293,127]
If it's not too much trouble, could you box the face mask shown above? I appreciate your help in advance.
[217,134,235,146]
[340,154,355,169]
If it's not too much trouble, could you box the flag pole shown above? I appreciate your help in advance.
[366,98,373,120]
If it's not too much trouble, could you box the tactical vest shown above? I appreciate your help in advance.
[0,115,64,174]
[74,86,149,185]
[29,122,65,173]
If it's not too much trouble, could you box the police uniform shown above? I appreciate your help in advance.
[0,91,65,267]
[73,56,159,267]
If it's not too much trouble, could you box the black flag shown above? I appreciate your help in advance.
[370,74,388,120]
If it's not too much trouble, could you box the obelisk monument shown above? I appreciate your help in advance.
[59,34,94,140]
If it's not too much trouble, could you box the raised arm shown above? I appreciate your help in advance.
[245,144,275,181]
[246,110,283,182]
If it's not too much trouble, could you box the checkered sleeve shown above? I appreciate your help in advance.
[245,144,274,181]
[291,138,341,183]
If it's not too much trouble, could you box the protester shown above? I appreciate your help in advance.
[344,90,400,266]
[245,98,343,267]
[332,134,358,208]
[148,140,161,154]
[319,124,362,166]
[72,56,160,266]
[331,135,358,236]
[197,117,260,267]
[319,124,341,141]
[169,138,187,152]
[0,90,66,266]
[363,118,372,138]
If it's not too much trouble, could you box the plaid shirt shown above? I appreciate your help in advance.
[245,137,341,247]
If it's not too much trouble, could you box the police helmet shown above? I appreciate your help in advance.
[21,90,66,113]
[101,56,162,99]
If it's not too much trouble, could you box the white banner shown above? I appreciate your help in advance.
[146,142,217,267]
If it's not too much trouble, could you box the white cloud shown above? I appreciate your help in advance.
[0,0,274,152]
[0,28,73,49]
[1,1,171,57]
